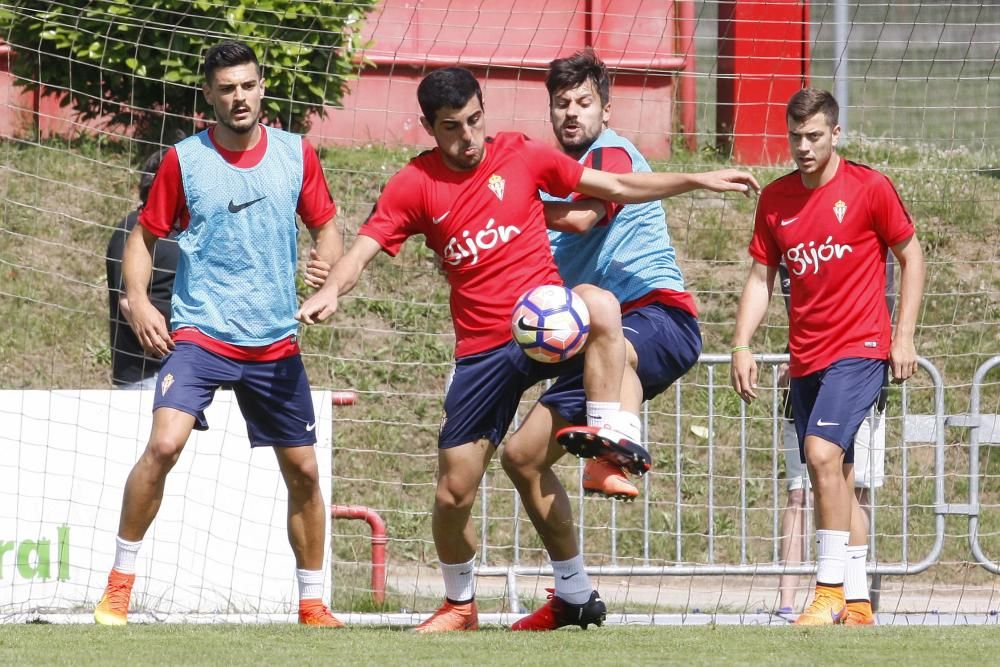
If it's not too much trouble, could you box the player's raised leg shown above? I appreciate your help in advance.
[557,285,651,475]
[95,407,195,625]
[413,438,493,633]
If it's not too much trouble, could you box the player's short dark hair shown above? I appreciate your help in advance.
[417,67,483,125]
[787,88,839,128]
[204,40,260,83]
[546,48,610,106]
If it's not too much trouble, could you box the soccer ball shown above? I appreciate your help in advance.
[511,285,590,363]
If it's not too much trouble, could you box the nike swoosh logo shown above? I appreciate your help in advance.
[780,217,798,226]
[305,422,316,432]
[560,572,579,580]
[228,196,267,213]
[432,210,450,225]
[816,419,840,427]
[459,569,472,576]
[516,316,554,333]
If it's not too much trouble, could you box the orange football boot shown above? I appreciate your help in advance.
[94,569,135,626]
[298,599,346,627]
[582,459,639,501]
[413,599,479,634]
[793,584,846,626]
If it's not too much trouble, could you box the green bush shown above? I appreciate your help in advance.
[0,0,376,142]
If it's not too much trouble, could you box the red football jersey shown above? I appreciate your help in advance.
[361,132,585,357]
[749,159,915,377]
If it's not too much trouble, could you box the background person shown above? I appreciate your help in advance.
[105,146,179,388]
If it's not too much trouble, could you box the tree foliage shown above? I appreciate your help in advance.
[0,0,376,142]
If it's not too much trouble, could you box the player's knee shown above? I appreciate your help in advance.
[575,285,621,337]
[434,478,477,514]
[144,434,185,467]
[803,438,843,473]
[499,440,536,480]
[285,457,320,491]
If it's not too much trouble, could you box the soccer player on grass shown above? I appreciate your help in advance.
[500,50,708,630]
[730,88,925,626]
[94,41,345,627]
[296,66,758,633]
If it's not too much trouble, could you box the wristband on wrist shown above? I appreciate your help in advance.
[730,345,751,353]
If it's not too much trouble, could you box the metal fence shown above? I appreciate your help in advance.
[475,355,1000,613]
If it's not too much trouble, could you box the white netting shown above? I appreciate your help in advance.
[1,0,998,623]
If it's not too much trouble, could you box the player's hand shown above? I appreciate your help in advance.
[730,349,759,403]
[889,337,918,384]
[698,169,761,197]
[296,289,339,325]
[129,299,174,358]
[304,248,331,289]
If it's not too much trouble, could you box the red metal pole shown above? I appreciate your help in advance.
[331,505,388,605]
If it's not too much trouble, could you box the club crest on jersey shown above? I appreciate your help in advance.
[488,174,505,200]
[833,199,847,223]
[160,372,174,397]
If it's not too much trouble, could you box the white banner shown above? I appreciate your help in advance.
[0,390,332,617]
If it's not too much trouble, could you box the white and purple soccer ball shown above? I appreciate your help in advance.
[511,285,590,363]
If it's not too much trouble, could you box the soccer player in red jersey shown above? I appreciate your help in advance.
[297,67,758,633]
[730,88,925,626]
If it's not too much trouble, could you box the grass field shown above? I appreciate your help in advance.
[4,624,1000,667]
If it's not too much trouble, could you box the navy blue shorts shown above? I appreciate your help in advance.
[153,342,317,447]
[790,357,888,464]
[539,304,702,424]
[439,341,584,448]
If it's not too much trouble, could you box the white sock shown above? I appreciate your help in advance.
[441,556,476,603]
[296,568,325,601]
[551,555,592,604]
[815,529,849,586]
[844,544,870,601]
[113,536,142,575]
[586,401,620,429]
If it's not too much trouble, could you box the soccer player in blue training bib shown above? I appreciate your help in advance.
[94,41,345,627]
[731,88,925,626]
[500,49,714,631]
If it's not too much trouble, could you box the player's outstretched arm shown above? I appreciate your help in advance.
[576,167,760,205]
[730,260,777,403]
[123,223,173,358]
[304,216,344,289]
[888,234,925,383]
[296,235,381,325]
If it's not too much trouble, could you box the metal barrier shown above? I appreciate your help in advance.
[476,354,951,613]
[967,355,1000,573]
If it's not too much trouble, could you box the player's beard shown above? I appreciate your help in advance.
[557,124,600,159]
[220,105,259,134]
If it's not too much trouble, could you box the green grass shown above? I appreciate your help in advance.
[3,624,1000,666]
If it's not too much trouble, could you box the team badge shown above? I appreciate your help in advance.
[160,372,174,397]
[488,174,505,200]
[833,199,847,223]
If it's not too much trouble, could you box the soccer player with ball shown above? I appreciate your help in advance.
[297,67,757,633]
[498,50,713,630]
[731,88,925,626]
